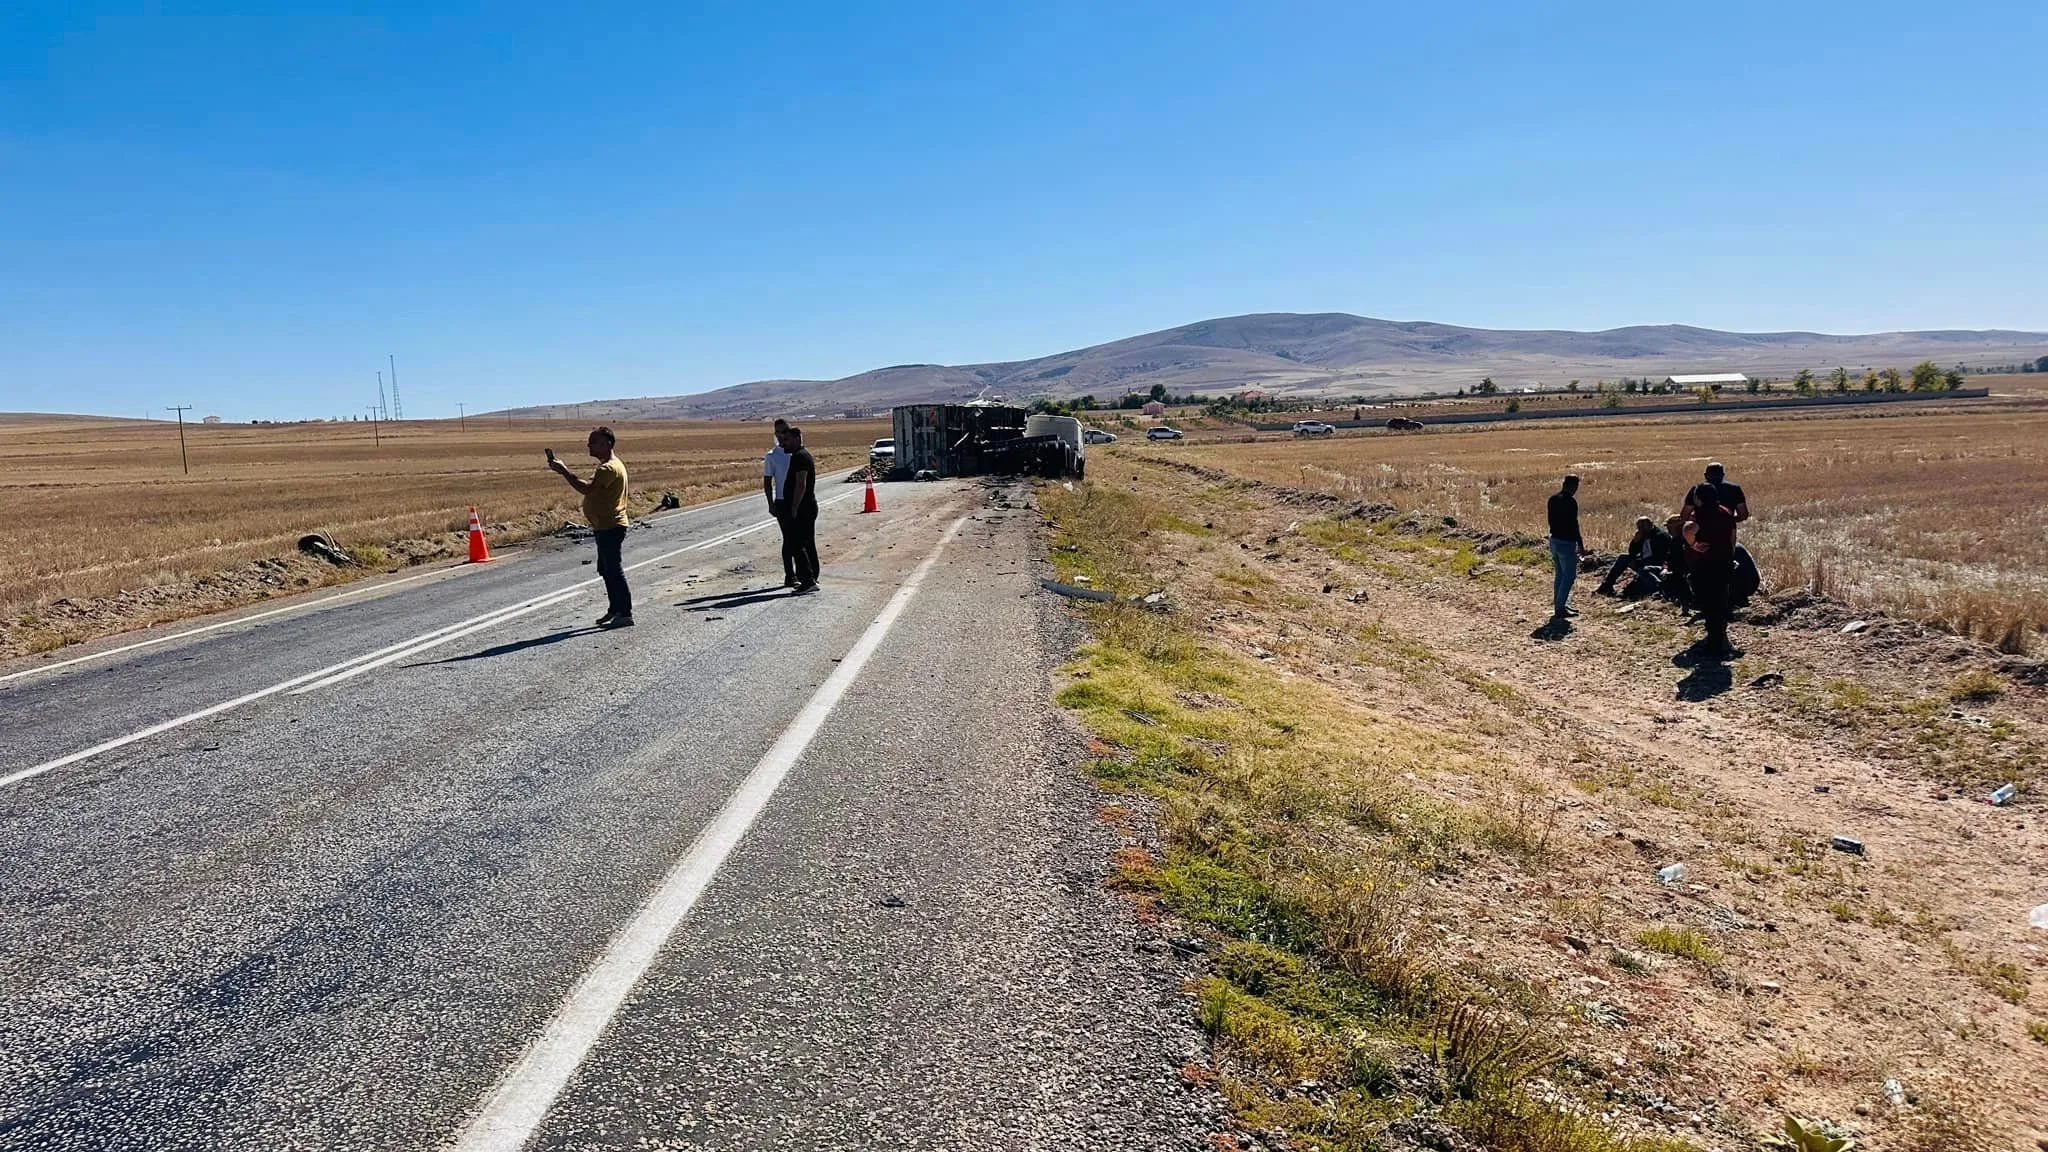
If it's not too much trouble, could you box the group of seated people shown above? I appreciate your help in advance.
[1594,514,1759,613]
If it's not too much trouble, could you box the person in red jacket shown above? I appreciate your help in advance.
[1681,462,1748,659]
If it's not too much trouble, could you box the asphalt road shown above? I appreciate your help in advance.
[0,477,1210,1151]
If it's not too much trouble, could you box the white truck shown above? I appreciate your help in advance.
[1023,413,1087,479]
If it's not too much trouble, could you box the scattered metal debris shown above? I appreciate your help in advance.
[1830,835,1866,856]
[296,533,354,565]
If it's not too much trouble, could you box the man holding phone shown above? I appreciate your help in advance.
[548,427,633,627]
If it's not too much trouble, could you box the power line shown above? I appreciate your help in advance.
[166,405,192,474]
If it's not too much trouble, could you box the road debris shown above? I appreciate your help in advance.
[877,893,908,909]
[1841,620,1870,634]
[1656,863,1687,885]
[296,533,354,565]
[1830,835,1866,856]
[1988,782,2017,806]
[1040,579,1115,603]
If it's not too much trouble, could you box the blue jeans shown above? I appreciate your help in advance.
[1549,537,1578,617]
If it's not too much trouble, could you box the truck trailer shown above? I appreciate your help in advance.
[888,404,1084,479]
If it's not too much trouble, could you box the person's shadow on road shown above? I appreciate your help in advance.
[1530,617,1574,642]
[414,627,601,665]
[675,586,794,610]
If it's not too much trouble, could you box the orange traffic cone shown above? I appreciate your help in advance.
[861,476,879,514]
[466,507,493,563]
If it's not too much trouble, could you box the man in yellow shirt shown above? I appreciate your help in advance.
[549,426,633,628]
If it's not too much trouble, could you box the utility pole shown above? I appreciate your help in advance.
[167,405,192,474]
[457,402,466,431]
[367,405,381,446]
[388,354,404,421]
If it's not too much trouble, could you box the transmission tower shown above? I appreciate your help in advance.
[388,354,404,420]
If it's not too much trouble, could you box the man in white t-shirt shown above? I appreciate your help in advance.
[761,418,795,587]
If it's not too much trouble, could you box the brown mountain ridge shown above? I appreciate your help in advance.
[500,312,2048,420]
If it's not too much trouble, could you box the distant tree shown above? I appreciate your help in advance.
[1601,392,1624,409]
[1456,387,1466,397]
[1944,366,1966,390]
[1147,382,1167,402]
[1504,397,1521,413]
[1568,379,1580,392]
[1793,369,1815,394]
[2036,355,2048,372]
[1476,377,1500,395]
[1745,377,1761,394]
[1696,386,1716,405]
[1879,367,1904,392]
[1862,369,1879,391]
[1830,366,1850,392]
[1907,360,1943,391]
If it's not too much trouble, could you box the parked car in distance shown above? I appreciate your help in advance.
[1146,426,1184,441]
[1292,421,1335,437]
[1083,428,1118,444]
[869,438,895,468]
[1386,417,1425,432]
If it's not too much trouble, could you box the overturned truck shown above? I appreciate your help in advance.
[889,404,1085,480]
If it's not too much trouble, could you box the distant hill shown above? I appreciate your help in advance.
[495,313,2048,420]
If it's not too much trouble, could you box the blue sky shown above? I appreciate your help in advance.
[3,2,2042,420]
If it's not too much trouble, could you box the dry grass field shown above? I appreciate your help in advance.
[0,416,884,650]
[1170,402,2048,654]
[1044,456,2047,1152]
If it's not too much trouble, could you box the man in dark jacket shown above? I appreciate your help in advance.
[781,425,822,592]
[1546,475,1589,619]
[1682,462,1747,658]
[1595,516,1673,597]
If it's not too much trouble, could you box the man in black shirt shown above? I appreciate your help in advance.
[781,425,822,593]
[1546,474,1589,619]
[1596,516,1674,597]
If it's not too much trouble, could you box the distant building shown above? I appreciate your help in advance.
[202,415,223,424]
[1140,400,1167,416]
[1235,388,1270,401]
[1663,373,1748,390]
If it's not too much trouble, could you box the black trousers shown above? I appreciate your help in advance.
[791,507,819,585]
[594,527,632,618]
[1599,553,1651,591]
[773,504,797,584]
[1692,557,1732,647]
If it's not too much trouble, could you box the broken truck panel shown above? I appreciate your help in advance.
[890,403,1025,479]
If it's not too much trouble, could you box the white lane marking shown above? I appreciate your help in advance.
[0,592,569,792]
[0,478,847,690]
[0,568,448,688]
[287,490,861,696]
[448,514,968,1152]
[0,490,866,790]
